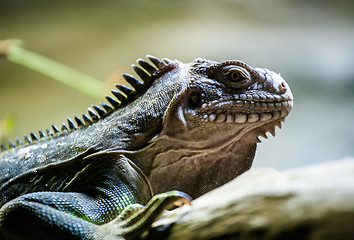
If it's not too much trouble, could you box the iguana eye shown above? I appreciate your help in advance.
[223,66,250,85]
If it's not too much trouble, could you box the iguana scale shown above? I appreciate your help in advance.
[0,56,293,239]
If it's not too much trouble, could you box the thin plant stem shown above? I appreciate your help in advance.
[0,39,106,99]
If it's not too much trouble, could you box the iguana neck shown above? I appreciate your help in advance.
[126,133,256,199]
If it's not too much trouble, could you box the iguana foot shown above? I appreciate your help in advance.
[117,204,144,221]
[101,191,191,239]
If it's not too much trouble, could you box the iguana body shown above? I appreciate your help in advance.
[0,56,293,239]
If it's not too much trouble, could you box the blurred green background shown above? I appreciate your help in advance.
[0,0,353,169]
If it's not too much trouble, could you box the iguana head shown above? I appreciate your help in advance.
[160,58,293,144]
[135,57,293,198]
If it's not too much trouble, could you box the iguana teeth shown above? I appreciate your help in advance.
[16,137,23,146]
[137,58,156,75]
[122,73,144,93]
[147,55,165,69]
[82,114,92,126]
[92,105,106,118]
[100,102,114,114]
[38,130,46,139]
[30,132,38,141]
[8,140,16,149]
[74,116,84,128]
[24,135,31,144]
[114,84,134,98]
[111,89,128,105]
[67,118,77,131]
[132,64,150,82]
[276,121,282,129]
[88,108,99,122]
[105,96,120,109]
[52,125,60,135]
[256,137,262,143]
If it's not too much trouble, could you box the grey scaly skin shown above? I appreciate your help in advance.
[0,56,293,239]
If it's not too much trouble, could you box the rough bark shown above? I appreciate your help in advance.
[146,158,354,240]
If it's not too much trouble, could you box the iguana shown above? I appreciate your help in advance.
[0,56,293,240]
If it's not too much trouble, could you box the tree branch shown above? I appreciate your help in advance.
[146,158,354,240]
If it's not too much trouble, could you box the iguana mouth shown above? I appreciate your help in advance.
[200,98,293,124]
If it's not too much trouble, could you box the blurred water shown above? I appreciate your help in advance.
[0,0,353,169]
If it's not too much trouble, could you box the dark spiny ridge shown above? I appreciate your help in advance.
[122,73,144,93]
[8,140,15,149]
[16,137,23,146]
[46,129,53,137]
[100,102,114,114]
[132,65,150,82]
[24,135,31,144]
[82,114,92,126]
[162,58,172,64]
[88,108,99,122]
[30,132,38,141]
[52,125,60,134]
[1,144,6,152]
[137,59,157,75]
[61,124,69,133]
[147,55,166,69]
[67,118,77,131]
[105,96,120,109]
[115,84,134,97]
[92,105,106,118]
[74,116,84,128]
[39,130,46,139]
[111,90,128,105]
[1,56,172,152]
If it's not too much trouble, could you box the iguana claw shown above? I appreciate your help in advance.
[102,191,191,239]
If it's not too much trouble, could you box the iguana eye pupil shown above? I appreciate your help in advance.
[226,70,245,83]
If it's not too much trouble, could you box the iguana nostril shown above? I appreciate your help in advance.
[279,81,287,94]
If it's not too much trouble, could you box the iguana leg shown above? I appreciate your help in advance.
[0,191,126,240]
[98,191,191,240]
[0,190,190,240]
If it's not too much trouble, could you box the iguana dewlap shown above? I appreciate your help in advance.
[0,56,293,239]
